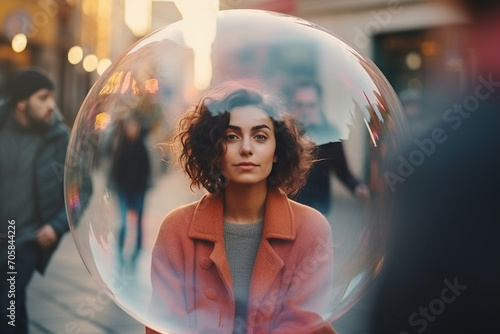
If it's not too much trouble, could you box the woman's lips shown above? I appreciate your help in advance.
[235,162,258,170]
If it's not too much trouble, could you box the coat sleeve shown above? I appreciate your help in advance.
[42,126,70,236]
[37,125,70,274]
[49,204,70,237]
[327,142,360,193]
[271,215,336,334]
[145,213,199,334]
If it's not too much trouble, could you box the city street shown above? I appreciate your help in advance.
[26,168,378,334]
[27,233,144,334]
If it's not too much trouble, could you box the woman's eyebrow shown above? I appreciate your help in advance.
[227,125,241,131]
[226,124,271,131]
[251,124,271,131]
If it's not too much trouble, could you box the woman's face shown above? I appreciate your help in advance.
[221,105,277,188]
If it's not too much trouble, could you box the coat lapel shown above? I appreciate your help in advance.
[187,188,296,307]
[188,193,234,293]
[249,188,296,307]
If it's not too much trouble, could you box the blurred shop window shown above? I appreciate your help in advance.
[373,26,472,133]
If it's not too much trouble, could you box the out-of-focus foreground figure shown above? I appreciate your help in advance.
[370,0,500,333]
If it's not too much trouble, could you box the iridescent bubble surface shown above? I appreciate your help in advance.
[65,9,406,333]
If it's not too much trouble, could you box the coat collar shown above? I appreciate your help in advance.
[187,187,296,310]
[188,187,296,242]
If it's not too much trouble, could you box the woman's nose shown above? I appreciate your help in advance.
[240,137,253,155]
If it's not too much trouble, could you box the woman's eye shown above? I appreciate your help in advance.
[255,134,267,141]
[225,134,238,141]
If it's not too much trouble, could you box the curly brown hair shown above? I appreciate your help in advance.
[170,87,314,196]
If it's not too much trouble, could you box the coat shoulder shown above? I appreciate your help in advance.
[152,199,201,266]
[288,198,332,236]
[156,200,198,239]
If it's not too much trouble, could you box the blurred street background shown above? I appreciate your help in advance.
[0,0,470,129]
[2,0,495,333]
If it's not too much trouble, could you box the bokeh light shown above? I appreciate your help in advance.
[11,33,27,53]
[83,54,99,72]
[97,58,112,75]
[406,51,422,70]
[68,46,84,65]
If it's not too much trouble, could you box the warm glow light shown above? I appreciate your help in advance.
[68,46,84,64]
[97,58,112,75]
[406,52,422,71]
[125,0,152,36]
[82,0,94,16]
[132,79,140,95]
[145,78,159,94]
[421,41,441,57]
[173,0,220,90]
[83,54,99,72]
[112,72,123,94]
[12,34,27,53]
[99,71,124,95]
[67,185,80,210]
[94,112,111,130]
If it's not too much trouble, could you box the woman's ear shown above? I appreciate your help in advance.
[273,155,278,163]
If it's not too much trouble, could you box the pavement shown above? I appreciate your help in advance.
[26,170,379,334]
[27,234,144,334]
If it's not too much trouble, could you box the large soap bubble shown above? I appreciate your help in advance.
[65,9,406,333]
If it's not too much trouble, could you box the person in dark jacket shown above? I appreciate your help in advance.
[288,80,370,215]
[109,114,151,264]
[0,68,69,334]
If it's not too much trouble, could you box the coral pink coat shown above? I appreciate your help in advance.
[146,187,336,333]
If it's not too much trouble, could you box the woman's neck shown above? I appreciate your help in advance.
[223,182,267,224]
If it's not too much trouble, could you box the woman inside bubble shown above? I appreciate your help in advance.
[146,85,336,334]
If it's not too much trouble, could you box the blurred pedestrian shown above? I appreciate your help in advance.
[288,80,369,216]
[0,67,69,334]
[109,114,151,265]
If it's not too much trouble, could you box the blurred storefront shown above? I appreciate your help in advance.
[290,0,470,129]
[0,0,138,125]
[256,0,470,122]
[0,0,64,97]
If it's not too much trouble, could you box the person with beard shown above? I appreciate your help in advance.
[0,68,69,334]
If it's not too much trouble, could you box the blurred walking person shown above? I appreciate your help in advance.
[109,114,151,266]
